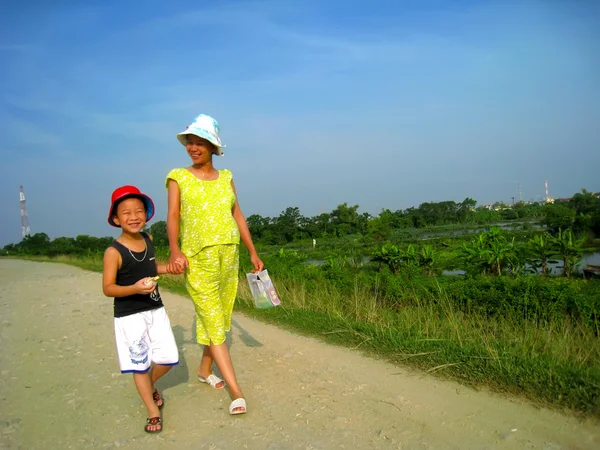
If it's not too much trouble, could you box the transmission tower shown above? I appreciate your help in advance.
[20,185,31,239]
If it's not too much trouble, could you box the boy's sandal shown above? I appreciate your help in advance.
[198,374,226,389]
[229,398,247,415]
[145,417,162,433]
[152,389,164,409]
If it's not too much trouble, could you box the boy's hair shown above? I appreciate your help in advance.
[111,195,147,219]
[108,185,155,228]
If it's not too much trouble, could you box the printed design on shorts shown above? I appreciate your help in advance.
[129,335,149,365]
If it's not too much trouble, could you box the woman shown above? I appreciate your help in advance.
[166,113,263,415]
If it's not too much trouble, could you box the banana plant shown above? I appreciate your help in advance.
[486,236,515,276]
[371,243,403,274]
[324,254,347,270]
[403,244,419,267]
[459,227,517,276]
[417,245,437,276]
[528,233,559,276]
[551,229,592,277]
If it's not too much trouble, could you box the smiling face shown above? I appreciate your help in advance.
[112,197,147,233]
[186,134,217,164]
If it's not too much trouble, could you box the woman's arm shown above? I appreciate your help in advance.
[231,180,264,272]
[167,179,188,273]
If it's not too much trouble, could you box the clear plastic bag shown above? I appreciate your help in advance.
[245,269,281,309]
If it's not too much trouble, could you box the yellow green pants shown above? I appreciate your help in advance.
[185,244,239,345]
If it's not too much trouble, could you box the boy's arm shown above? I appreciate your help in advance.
[102,247,156,297]
[147,233,172,276]
[156,264,169,275]
[167,179,188,273]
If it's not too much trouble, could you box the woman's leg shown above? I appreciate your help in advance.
[187,245,244,411]
[197,345,225,388]
[210,245,244,412]
[209,342,244,405]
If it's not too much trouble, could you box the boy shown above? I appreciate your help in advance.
[102,185,179,433]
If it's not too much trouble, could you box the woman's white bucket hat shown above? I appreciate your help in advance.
[176,114,226,156]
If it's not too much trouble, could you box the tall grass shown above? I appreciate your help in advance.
[236,274,600,416]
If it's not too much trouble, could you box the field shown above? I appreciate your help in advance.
[8,221,600,417]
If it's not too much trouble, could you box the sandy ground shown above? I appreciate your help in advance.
[0,259,599,450]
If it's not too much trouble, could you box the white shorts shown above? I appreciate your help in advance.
[114,307,179,374]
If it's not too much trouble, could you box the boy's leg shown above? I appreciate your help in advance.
[147,307,179,401]
[151,364,172,385]
[133,371,161,432]
[151,363,173,402]
[115,313,163,430]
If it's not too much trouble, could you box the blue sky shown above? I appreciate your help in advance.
[1,0,599,246]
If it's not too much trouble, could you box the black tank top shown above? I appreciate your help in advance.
[109,232,164,318]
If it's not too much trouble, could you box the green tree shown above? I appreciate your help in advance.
[367,209,397,240]
[49,237,76,256]
[457,198,477,223]
[19,233,51,255]
[544,204,576,233]
[148,220,168,248]
[246,214,271,240]
[568,190,600,234]
[305,213,333,238]
[273,207,303,243]
[568,189,600,215]
[330,203,362,236]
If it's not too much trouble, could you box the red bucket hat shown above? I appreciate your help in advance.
[108,185,155,228]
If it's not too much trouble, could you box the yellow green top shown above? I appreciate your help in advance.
[165,168,240,257]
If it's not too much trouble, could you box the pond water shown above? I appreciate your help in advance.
[442,251,600,276]
[420,221,545,240]
[308,251,600,276]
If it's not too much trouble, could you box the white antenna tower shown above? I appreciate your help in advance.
[518,183,522,202]
[20,185,31,239]
[544,179,554,204]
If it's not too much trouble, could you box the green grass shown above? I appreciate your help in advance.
[5,254,599,418]
[236,275,599,416]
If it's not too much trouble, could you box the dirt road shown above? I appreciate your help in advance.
[0,259,599,449]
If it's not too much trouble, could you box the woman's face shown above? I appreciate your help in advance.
[186,135,216,164]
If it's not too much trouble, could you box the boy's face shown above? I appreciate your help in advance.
[186,135,215,164]
[113,197,146,232]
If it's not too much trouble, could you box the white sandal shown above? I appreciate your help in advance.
[229,398,247,415]
[198,373,226,389]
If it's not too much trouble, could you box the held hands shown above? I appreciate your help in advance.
[168,250,189,275]
[166,249,262,273]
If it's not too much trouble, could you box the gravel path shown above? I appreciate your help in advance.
[0,259,599,449]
